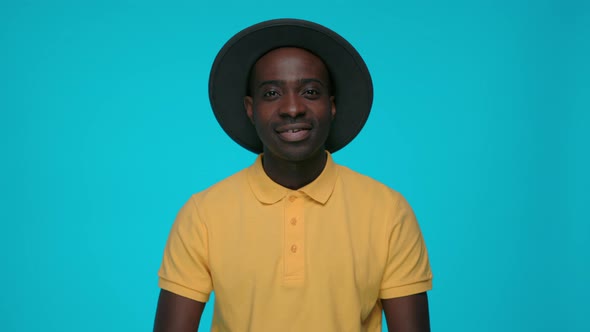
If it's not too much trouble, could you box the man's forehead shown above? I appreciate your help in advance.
[248,47,332,93]
[254,47,327,69]
[251,47,331,81]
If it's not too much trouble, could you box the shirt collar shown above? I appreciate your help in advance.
[247,152,339,205]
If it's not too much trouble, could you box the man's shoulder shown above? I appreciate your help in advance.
[190,167,250,204]
[335,164,404,202]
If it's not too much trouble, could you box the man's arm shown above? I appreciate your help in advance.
[382,292,430,332]
[154,289,206,332]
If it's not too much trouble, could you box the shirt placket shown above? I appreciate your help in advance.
[283,192,305,281]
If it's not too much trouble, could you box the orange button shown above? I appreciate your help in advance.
[290,244,298,253]
[290,218,297,225]
[289,195,297,202]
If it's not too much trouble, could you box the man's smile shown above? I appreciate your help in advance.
[275,123,313,142]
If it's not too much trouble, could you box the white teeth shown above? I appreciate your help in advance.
[279,128,308,134]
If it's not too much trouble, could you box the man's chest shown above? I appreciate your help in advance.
[203,192,389,300]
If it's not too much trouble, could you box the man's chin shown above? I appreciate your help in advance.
[265,146,326,164]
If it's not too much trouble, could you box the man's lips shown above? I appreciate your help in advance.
[275,123,312,142]
[275,123,312,133]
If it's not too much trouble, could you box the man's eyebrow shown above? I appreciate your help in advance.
[256,78,326,89]
[257,80,284,89]
[299,78,325,86]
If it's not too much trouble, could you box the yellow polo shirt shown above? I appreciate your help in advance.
[158,153,432,331]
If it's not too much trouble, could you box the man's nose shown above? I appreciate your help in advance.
[280,93,306,117]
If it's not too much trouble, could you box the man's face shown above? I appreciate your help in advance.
[244,47,336,163]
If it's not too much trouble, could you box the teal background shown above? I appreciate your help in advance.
[1,0,588,331]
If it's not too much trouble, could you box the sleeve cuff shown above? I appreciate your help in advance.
[158,278,211,303]
[380,279,433,299]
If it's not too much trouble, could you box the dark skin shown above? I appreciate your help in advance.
[153,47,430,331]
[153,290,205,332]
[244,47,336,189]
[382,293,431,332]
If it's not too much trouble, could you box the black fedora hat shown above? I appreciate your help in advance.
[208,18,373,154]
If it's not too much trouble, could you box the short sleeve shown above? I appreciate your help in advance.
[380,193,433,299]
[158,196,212,302]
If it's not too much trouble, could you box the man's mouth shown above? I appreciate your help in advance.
[275,124,312,142]
[282,128,306,133]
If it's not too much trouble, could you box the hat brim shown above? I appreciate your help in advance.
[209,18,373,154]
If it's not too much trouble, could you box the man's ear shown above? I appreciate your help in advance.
[244,96,254,123]
[330,96,336,120]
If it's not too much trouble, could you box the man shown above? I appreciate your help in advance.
[154,19,432,331]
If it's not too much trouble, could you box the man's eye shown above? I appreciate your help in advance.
[304,89,319,95]
[263,91,278,97]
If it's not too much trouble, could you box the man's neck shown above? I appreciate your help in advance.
[261,150,327,190]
